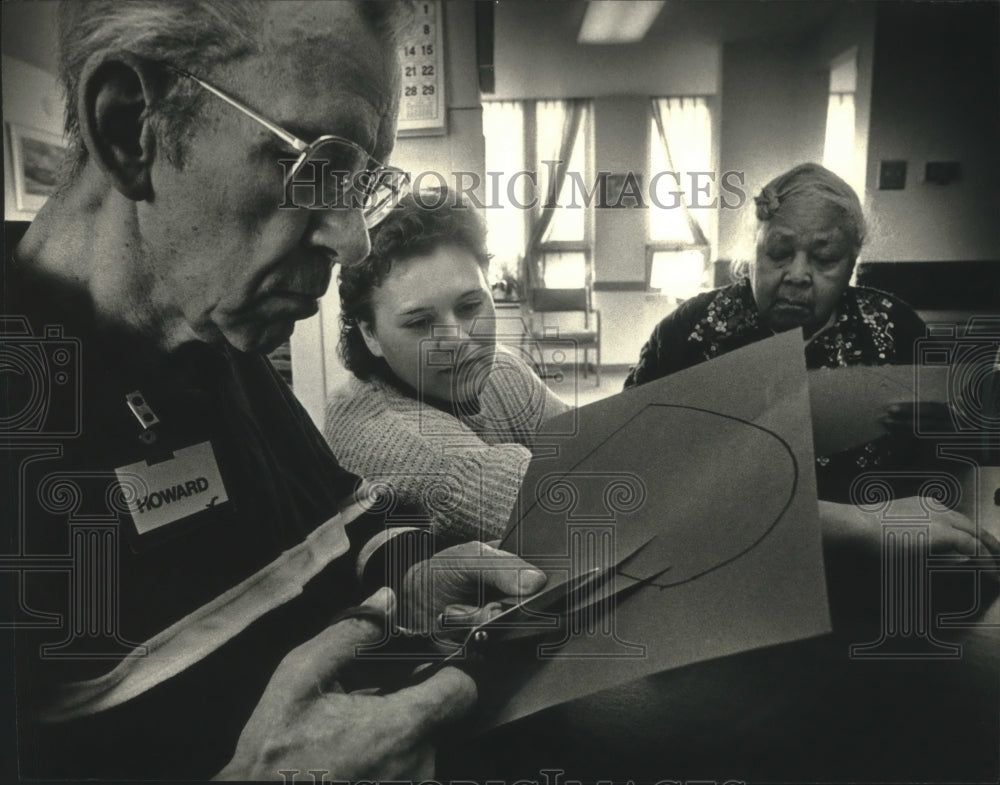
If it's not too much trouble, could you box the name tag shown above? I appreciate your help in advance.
[116,441,230,534]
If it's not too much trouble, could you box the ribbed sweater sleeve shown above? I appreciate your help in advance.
[323,361,552,540]
[468,346,571,445]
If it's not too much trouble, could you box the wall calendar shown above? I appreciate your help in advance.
[397,0,447,137]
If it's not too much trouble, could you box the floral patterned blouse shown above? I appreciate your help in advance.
[624,277,930,501]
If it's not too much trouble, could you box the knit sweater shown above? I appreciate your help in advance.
[323,348,570,541]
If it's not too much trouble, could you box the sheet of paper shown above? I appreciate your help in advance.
[480,329,831,731]
[808,363,952,456]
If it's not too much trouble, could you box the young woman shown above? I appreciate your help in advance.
[324,190,568,541]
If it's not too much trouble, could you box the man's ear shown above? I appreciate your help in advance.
[359,321,384,358]
[78,53,160,201]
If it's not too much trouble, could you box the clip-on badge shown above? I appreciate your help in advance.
[126,390,160,444]
[116,391,230,536]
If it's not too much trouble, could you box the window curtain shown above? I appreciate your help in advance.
[650,97,710,247]
[482,101,526,287]
[522,98,587,292]
[823,92,856,191]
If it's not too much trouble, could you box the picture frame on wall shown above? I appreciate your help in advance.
[6,121,67,215]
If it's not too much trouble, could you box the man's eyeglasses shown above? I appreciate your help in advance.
[164,65,409,228]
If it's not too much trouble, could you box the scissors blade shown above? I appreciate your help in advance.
[496,538,667,640]
[564,562,672,617]
[402,535,664,687]
[458,534,662,644]
[471,564,608,637]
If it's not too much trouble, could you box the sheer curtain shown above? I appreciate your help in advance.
[650,97,711,246]
[823,49,864,197]
[482,99,590,291]
[524,99,587,291]
[823,92,857,191]
[482,101,526,288]
[649,97,712,298]
[537,100,588,244]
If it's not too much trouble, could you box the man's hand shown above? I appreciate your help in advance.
[400,541,547,633]
[214,587,476,781]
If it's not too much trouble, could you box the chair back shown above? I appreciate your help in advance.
[529,287,590,313]
[525,287,601,384]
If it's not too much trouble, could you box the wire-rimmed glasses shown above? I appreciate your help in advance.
[164,65,409,228]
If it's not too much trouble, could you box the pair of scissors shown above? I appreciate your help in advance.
[336,536,665,693]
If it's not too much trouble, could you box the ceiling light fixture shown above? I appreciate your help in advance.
[578,0,667,44]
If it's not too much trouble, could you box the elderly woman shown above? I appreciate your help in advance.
[625,163,929,501]
[622,163,999,640]
[323,190,568,542]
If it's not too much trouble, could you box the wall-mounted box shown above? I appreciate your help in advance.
[879,160,907,190]
[925,161,961,185]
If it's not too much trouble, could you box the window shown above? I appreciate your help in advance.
[648,96,713,299]
[536,100,590,288]
[482,101,526,289]
[483,99,592,292]
[823,49,864,197]
[824,92,855,178]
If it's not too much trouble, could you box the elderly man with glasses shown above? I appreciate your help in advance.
[3,1,543,781]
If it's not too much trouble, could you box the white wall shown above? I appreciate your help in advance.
[863,3,1000,262]
[1,1,59,73]
[716,4,878,264]
[595,290,677,367]
[812,4,876,203]
[714,2,999,266]
[717,37,828,262]
[493,1,720,100]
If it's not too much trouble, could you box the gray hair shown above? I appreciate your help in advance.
[733,163,866,278]
[58,1,264,177]
[56,0,411,180]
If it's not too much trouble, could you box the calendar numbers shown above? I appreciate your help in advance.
[398,0,445,135]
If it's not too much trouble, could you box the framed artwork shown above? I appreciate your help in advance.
[7,122,66,214]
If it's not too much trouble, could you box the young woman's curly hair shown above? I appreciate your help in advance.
[338,188,491,380]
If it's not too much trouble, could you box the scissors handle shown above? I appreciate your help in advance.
[330,605,460,693]
[334,535,664,693]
